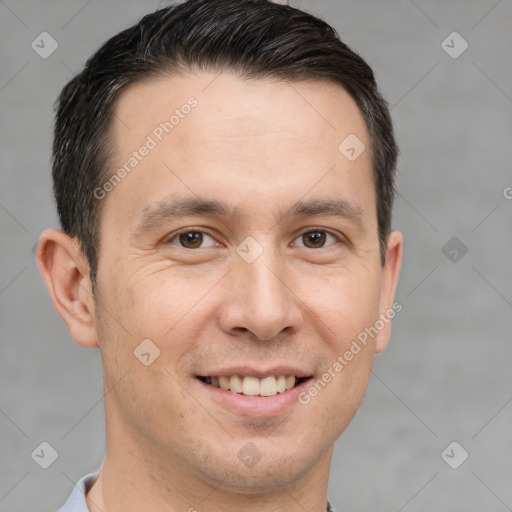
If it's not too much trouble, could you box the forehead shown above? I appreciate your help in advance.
[102,71,375,229]
[112,71,369,147]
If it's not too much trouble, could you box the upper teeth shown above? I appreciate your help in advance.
[205,375,297,396]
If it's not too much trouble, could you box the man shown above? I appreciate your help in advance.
[37,0,402,510]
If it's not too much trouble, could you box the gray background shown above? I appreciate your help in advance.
[1,0,511,511]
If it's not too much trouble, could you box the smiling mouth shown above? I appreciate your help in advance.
[197,375,310,397]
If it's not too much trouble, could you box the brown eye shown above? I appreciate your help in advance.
[168,230,217,249]
[295,230,338,249]
[179,232,203,248]
[303,231,325,248]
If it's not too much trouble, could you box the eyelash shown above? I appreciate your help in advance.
[165,227,343,250]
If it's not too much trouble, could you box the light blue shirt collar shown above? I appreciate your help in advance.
[57,472,98,512]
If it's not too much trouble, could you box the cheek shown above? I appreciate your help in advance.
[95,275,205,437]
[302,334,375,437]
[112,265,191,330]
[106,269,210,370]
[303,266,382,342]
[297,269,381,416]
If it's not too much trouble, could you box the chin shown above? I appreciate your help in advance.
[188,441,326,494]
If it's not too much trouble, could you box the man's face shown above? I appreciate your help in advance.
[92,72,400,492]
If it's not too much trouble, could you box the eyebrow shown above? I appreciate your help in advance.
[132,195,366,237]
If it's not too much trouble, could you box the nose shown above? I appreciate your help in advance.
[218,245,303,341]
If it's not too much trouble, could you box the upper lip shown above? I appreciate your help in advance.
[197,365,312,379]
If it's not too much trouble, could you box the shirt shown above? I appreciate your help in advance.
[57,472,337,511]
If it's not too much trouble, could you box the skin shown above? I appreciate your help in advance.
[38,71,402,512]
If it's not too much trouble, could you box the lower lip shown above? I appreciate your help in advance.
[195,377,314,417]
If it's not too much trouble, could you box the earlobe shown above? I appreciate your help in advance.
[375,230,403,353]
[36,229,99,348]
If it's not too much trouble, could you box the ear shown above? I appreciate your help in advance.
[374,230,403,353]
[36,229,98,348]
